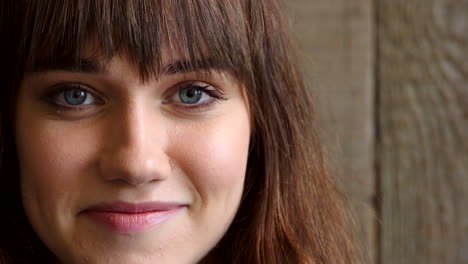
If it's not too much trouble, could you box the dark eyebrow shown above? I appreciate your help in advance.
[161,58,227,76]
[30,58,106,74]
[30,57,230,77]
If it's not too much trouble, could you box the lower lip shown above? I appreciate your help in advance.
[84,207,184,234]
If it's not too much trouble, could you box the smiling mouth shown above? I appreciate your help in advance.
[81,201,186,234]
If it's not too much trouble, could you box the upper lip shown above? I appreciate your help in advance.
[83,201,185,214]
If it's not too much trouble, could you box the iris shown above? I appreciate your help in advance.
[64,88,87,105]
[179,86,203,104]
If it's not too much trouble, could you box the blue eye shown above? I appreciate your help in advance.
[178,86,205,104]
[171,83,221,105]
[163,81,227,111]
[64,88,88,105]
[55,86,97,106]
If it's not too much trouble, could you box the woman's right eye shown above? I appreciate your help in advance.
[45,84,100,108]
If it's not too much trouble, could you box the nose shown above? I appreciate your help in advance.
[98,102,171,186]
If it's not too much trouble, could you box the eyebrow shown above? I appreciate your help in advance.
[31,57,226,76]
[31,58,105,74]
[162,58,222,75]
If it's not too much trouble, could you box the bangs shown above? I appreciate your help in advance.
[20,0,252,81]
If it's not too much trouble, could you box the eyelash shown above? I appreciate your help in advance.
[42,83,102,111]
[41,81,227,113]
[164,82,227,112]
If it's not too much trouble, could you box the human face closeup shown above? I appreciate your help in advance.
[15,49,251,264]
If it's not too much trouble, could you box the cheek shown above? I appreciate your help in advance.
[18,122,87,184]
[170,111,251,200]
[16,118,95,224]
[18,121,64,198]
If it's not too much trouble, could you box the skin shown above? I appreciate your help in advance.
[15,51,251,263]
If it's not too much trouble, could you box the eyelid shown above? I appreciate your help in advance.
[37,78,228,116]
[159,80,228,114]
[41,82,105,108]
[165,80,226,98]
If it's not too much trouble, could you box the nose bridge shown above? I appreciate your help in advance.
[121,101,154,151]
[99,99,170,185]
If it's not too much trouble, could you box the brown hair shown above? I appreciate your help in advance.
[0,0,357,263]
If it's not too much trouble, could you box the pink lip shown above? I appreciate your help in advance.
[82,201,185,234]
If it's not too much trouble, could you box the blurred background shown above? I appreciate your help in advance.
[285,0,467,263]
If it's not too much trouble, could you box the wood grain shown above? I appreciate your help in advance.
[285,0,376,263]
[378,0,468,263]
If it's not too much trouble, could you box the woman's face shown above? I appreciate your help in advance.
[15,48,250,263]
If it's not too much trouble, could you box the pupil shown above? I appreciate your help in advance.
[186,89,196,98]
[64,88,87,105]
[73,90,83,99]
[179,87,202,104]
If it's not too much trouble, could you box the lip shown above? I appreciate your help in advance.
[81,201,185,234]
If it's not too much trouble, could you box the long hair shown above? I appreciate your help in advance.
[0,0,357,263]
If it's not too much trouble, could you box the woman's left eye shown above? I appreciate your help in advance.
[167,83,226,106]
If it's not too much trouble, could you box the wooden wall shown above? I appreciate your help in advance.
[286,0,467,263]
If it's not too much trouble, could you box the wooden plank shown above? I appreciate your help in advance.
[285,0,376,263]
[378,0,468,263]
